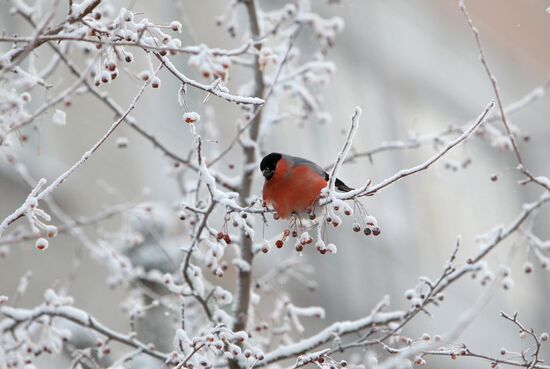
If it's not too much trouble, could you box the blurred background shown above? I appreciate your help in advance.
[1,0,550,368]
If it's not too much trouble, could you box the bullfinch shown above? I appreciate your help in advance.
[260,153,353,219]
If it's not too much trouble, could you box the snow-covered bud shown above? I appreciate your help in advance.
[123,10,134,22]
[284,3,297,16]
[261,240,271,254]
[100,71,111,84]
[299,231,312,245]
[183,112,200,124]
[414,356,426,366]
[315,239,326,254]
[116,137,129,148]
[233,331,248,343]
[138,70,151,81]
[170,21,182,32]
[104,60,117,71]
[404,289,416,300]
[411,297,422,308]
[151,77,161,89]
[326,243,337,254]
[20,92,31,103]
[502,277,513,290]
[500,265,510,277]
[253,349,264,361]
[35,238,49,251]
[28,197,38,208]
[45,225,58,238]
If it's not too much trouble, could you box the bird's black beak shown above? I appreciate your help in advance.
[262,168,275,180]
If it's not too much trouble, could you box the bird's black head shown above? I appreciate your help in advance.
[260,153,282,180]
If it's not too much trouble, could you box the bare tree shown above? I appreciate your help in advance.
[1,1,549,369]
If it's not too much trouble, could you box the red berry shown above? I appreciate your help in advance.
[216,232,224,240]
[275,240,284,248]
[363,228,371,236]
[223,234,231,244]
[372,227,381,236]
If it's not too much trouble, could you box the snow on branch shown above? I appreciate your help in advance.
[459,0,550,192]
[360,101,495,198]
[0,76,152,239]
[323,106,362,201]
[0,303,170,362]
[258,298,404,366]
[1,2,550,369]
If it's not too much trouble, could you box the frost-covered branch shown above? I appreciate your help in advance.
[325,77,550,169]
[326,107,361,196]
[2,2,549,369]
[257,297,404,367]
[0,202,133,246]
[0,303,170,362]
[459,0,550,192]
[360,101,495,198]
[0,76,152,238]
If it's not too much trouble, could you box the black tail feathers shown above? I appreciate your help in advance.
[335,178,354,192]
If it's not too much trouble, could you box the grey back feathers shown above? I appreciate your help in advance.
[260,153,353,192]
